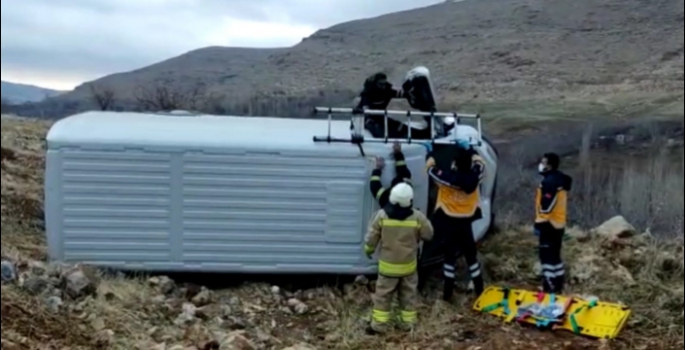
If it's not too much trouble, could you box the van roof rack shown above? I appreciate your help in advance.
[311,107,483,147]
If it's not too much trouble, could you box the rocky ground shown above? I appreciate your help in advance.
[1,118,683,350]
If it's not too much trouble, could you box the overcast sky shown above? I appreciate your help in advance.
[1,0,443,90]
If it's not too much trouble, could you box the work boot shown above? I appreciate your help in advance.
[472,277,484,296]
[443,279,455,301]
[399,310,418,332]
[367,321,389,335]
[553,275,565,294]
[398,322,417,332]
[542,277,556,294]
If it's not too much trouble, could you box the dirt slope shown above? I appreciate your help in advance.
[46,0,682,113]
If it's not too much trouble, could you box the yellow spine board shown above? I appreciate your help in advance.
[474,286,632,339]
[559,299,632,339]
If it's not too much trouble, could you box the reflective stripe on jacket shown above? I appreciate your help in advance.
[364,207,434,277]
[428,154,484,219]
[535,170,572,229]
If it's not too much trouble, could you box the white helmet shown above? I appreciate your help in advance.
[389,183,414,208]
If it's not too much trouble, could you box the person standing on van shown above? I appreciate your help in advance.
[370,142,412,208]
[353,72,407,138]
[426,142,486,301]
[535,153,572,294]
[364,183,434,333]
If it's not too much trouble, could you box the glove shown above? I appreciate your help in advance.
[455,139,470,149]
[374,156,386,170]
[419,142,433,153]
[426,157,436,169]
[352,106,364,115]
[364,244,375,259]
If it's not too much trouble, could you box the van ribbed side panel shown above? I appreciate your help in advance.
[179,152,367,272]
[59,150,173,265]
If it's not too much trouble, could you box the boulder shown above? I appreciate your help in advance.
[149,276,177,296]
[91,317,106,331]
[29,261,48,276]
[174,302,198,326]
[45,296,63,313]
[174,313,196,327]
[219,331,256,350]
[192,288,213,307]
[196,304,229,320]
[354,275,369,286]
[151,295,167,304]
[592,216,636,239]
[22,276,49,295]
[46,263,67,278]
[287,299,309,315]
[1,260,17,282]
[61,265,99,299]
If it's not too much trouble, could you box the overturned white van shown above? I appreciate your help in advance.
[44,110,497,274]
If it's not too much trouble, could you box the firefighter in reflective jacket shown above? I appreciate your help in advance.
[535,153,572,293]
[426,142,486,301]
[370,142,412,207]
[364,183,434,333]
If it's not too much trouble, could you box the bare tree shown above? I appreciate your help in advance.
[134,81,204,112]
[88,83,116,111]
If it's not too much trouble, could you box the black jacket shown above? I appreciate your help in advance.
[370,152,412,207]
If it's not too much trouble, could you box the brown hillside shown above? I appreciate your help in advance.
[43,0,682,117]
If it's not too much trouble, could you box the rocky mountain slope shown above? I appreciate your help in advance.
[32,0,683,118]
[1,81,64,104]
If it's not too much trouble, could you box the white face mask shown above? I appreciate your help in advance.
[538,163,546,173]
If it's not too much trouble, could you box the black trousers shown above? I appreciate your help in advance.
[432,210,484,300]
[536,222,565,293]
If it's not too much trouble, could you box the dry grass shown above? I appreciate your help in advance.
[0,286,96,349]
[1,117,684,349]
[1,118,50,260]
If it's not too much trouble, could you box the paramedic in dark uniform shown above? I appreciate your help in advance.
[353,72,407,138]
[535,153,572,294]
[426,141,486,301]
[369,142,412,207]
